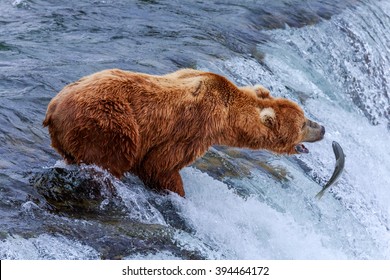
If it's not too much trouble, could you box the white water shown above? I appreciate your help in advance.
[170,0,390,259]
[174,168,349,259]
[0,234,99,260]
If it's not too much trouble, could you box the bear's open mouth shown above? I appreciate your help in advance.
[295,143,309,154]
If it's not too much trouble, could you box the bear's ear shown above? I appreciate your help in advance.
[253,85,272,99]
[259,107,276,127]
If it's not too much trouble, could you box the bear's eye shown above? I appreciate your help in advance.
[301,122,306,129]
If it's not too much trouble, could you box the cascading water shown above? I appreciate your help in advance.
[0,0,389,259]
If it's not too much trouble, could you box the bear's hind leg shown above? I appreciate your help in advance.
[61,99,140,178]
[68,126,138,178]
[48,128,76,164]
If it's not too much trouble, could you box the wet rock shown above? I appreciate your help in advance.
[30,166,126,216]
[193,146,289,182]
[0,231,8,240]
[28,165,208,259]
[42,216,206,260]
[193,147,251,180]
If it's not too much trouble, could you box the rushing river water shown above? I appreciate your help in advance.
[0,0,389,259]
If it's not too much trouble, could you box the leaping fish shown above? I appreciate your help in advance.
[315,141,345,200]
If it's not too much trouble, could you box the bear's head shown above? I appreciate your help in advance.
[230,85,325,154]
[258,98,325,154]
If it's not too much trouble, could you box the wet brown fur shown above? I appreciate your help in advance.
[43,68,324,196]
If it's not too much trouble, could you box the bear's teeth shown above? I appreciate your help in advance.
[295,144,309,154]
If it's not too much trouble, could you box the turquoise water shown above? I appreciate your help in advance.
[0,0,389,259]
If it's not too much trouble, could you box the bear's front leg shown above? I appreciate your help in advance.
[136,168,185,197]
[160,171,185,197]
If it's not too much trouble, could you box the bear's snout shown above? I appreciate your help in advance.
[303,119,325,143]
[320,125,325,138]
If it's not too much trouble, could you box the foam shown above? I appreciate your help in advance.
[0,234,99,260]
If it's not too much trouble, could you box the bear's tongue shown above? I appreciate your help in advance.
[295,143,309,154]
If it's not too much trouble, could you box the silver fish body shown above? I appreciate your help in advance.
[315,141,345,200]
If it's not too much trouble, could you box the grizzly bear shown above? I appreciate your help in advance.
[43,68,325,196]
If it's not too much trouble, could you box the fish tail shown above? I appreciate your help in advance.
[315,190,325,200]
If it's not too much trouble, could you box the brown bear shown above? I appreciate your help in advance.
[43,68,325,196]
